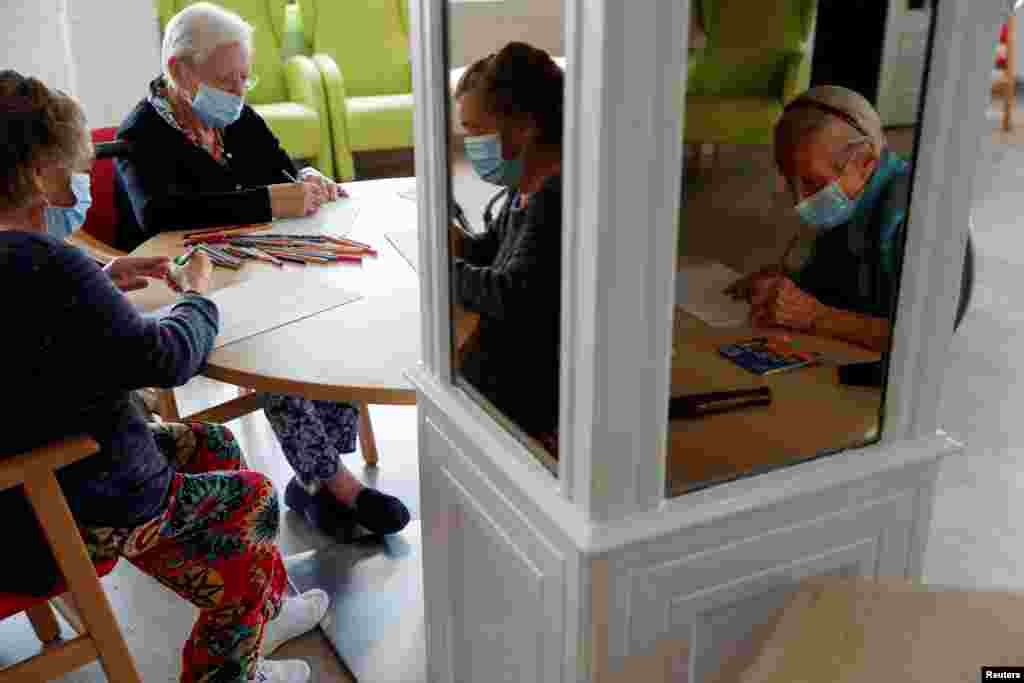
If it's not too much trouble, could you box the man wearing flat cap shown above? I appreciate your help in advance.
[727,85,910,352]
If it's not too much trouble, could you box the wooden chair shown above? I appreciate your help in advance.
[0,436,141,682]
[993,13,1017,131]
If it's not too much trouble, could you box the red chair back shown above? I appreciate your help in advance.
[80,127,120,248]
[0,559,118,620]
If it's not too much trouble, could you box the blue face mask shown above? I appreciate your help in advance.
[46,172,92,239]
[192,82,244,128]
[464,133,524,188]
[795,180,857,230]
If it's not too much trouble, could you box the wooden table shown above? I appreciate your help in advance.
[725,576,1024,683]
[128,177,463,464]
[668,310,882,495]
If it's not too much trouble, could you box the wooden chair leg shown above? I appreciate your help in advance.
[25,602,61,644]
[1006,13,1017,132]
[156,388,180,422]
[23,469,142,683]
[357,402,379,467]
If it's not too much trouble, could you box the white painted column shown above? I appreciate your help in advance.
[560,0,688,520]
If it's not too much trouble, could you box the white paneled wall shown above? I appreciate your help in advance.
[0,1,161,128]
[0,0,77,95]
[66,0,162,128]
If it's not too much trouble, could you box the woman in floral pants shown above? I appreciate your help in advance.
[84,422,323,683]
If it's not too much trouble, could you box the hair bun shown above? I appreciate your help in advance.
[0,71,87,212]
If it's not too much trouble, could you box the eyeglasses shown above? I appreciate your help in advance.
[786,136,871,200]
[833,135,871,172]
[205,72,259,94]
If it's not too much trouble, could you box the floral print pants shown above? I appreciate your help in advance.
[82,422,286,683]
[263,396,359,494]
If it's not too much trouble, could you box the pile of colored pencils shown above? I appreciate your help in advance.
[181,228,377,268]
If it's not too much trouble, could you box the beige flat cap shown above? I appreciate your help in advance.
[784,85,885,149]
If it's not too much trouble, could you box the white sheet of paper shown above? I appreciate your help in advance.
[676,261,751,327]
[154,271,361,349]
[397,185,417,202]
[385,230,419,273]
[267,197,361,237]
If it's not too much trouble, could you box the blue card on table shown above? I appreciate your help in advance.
[718,338,820,376]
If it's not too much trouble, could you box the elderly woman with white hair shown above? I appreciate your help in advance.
[727,85,912,352]
[114,1,338,251]
[115,2,411,542]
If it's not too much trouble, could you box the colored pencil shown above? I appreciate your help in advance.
[223,245,284,268]
[195,245,241,270]
[324,235,374,251]
[263,249,316,264]
[261,250,308,265]
[174,246,197,266]
[183,224,269,240]
[182,229,373,267]
[297,251,362,263]
[247,233,330,241]
[244,246,285,267]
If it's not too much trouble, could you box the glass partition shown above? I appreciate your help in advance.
[668,0,936,495]
[443,1,565,472]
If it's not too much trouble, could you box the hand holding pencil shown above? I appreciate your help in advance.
[167,249,212,294]
[269,182,320,218]
[724,234,801,302]
[296,167,348,201]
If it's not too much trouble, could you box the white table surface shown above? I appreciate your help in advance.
[130,177,423,405]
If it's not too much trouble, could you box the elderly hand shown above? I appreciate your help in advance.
[166,251,213,295]
[269,182,321,218]
[298,167,348,202]
[724,266,784,301]
[749,275,823,332]
[104,256,172,292]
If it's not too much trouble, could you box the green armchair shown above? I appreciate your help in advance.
[298,0,415,181]
[685,0,817,146]
[157,0,334,178]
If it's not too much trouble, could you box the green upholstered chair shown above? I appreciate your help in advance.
[685,0,817,146]
[157,0,334,178]
[298,0,415,181]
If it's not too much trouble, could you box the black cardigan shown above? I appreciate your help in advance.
[454,175,562,436]
[1,231,218,595]
[114,80,297,251]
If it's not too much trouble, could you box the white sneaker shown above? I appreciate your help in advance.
[256,658,311,683]
[263,589,330,656]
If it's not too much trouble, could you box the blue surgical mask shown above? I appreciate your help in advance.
[795,180,856,230]
[46,172,92,239]
[192,82,244,128]
[464,133,524,188]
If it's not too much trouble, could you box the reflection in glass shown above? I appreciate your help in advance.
[669,0,936,495]
[445,36,565,466]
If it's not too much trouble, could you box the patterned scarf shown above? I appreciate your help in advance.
[148,76,226,164]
